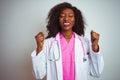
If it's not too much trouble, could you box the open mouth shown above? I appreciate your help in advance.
[63,22,70,26]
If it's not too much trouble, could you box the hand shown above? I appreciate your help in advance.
[35,32,44,55]
[91,30,100,52]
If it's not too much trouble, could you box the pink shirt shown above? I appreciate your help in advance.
[60,33,75,80]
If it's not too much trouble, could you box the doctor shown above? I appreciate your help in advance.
[31,2,104,80]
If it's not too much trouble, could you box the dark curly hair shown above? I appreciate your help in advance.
[46,2,85,38]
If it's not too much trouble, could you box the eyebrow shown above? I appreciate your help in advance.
[60,13,74,15]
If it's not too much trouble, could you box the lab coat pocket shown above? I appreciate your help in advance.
[48,43,60,62]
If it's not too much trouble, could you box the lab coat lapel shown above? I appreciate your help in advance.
[74,33,86,80]
[54,33,63,80]
[54,33,86,80]
[74,33,84,62]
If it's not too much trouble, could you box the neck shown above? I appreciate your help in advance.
[61,30,72,39]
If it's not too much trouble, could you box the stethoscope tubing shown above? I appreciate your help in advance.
[48,34,86,62]
[47,34,87,80]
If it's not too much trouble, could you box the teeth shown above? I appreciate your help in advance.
[64,22,70,26]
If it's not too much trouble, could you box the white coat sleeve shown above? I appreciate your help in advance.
[31,41,47,80]
[89,50,104,78]
[85,38,104,78]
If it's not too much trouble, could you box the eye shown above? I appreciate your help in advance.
[60,15,65,18]
[69,14,74,17]
[69,15,73,17]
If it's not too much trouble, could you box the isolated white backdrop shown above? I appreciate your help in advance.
[0,0,120,80]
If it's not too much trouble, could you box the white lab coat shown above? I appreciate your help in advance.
[31,32,104,80]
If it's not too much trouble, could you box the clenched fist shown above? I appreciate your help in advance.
[35,32,44,55]
[91,30,100,52]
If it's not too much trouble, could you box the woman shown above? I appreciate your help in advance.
[31,2,104,80]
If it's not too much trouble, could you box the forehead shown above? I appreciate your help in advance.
[60,8,74,14]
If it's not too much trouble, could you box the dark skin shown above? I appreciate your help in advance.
[35,8,100,55]
[59,8,75,42]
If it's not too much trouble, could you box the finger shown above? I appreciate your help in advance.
[40,37,44,42]
[38,32,44,36]
[35,32,44,38]
[35,36,44,43]
[37,36,44,41]
[91,30,93,33]
[91,30,94,35]
[91,30,95,40]
[37,32,44,37]
[91,30,97,36]
[91,30,99,37]
[91,30,97,40]
[35,35,44,40]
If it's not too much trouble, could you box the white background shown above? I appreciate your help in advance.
[0,0,120,80]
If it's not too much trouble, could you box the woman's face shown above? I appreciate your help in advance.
[59,8,75,32]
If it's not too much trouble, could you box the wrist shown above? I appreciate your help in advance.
[92,44,99,52]
[36,46,42,55]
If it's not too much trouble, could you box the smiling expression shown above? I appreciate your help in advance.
[59,8,75,32]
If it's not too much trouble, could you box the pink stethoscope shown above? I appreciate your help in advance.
[48,33,87,62]
[47,33,87,80]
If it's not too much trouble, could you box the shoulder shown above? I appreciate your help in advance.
[80,36,90,43]
[78,36,91,52]
[42,37,55,50]
[74,32,89,42]
[44,37,55,44]
[77,36,90,49]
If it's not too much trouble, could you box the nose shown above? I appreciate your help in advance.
[64,16,69,21]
